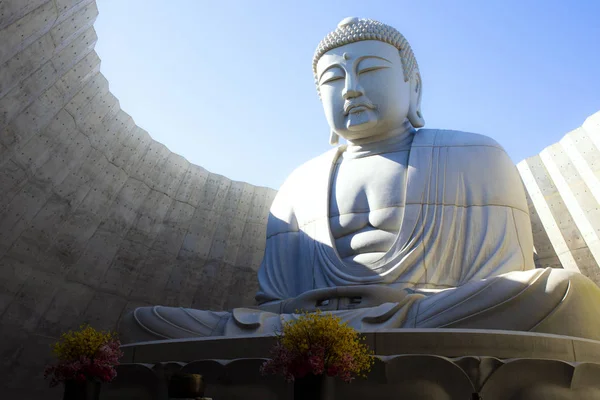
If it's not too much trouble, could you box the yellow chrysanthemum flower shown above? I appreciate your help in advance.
[53,324,117,361]
[276,310,374,379]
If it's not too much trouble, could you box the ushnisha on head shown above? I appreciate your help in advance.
[314,17,425,145]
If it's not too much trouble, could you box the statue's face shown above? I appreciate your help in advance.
[317,40,412,142]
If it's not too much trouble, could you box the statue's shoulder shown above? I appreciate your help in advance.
[414,128,504,151]
[278,147,339,193]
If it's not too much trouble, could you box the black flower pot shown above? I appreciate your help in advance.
[63,380,101,400]
[293,374,334,400]
[168,373,205,398]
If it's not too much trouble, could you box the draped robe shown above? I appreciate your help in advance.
[257,128,535,301]
[122,129,600,342]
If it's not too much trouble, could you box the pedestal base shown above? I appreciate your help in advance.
[101,329,600,399]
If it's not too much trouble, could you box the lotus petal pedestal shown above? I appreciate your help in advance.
[101,329,600,400]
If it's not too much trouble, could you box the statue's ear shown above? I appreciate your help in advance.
[408,72,425,128]
[329,130,339,146]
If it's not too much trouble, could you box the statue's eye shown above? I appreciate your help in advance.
[322,76,343,84]
[358,66,388,75]
[320,68,344,85]
[357,57,391,75]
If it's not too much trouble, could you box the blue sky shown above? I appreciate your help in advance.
[95,0,600,190]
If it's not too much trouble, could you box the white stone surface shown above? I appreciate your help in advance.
[123,18,600,344]
[110,331,600,399]
[1,5,600,398]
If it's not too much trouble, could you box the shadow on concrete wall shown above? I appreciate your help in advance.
[0,1,276,397]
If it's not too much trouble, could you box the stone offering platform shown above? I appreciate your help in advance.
[101,329,600,399]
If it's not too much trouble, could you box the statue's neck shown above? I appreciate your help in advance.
[343,120,416,159]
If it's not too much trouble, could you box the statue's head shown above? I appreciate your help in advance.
[313,17,425,145]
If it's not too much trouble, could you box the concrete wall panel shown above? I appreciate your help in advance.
[3,1,598,399]
[0,0,52,31]
[0,1,57,66]
[518,111,600,282]
[0,3,275,397]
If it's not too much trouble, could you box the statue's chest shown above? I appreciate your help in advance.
[329,151,409,217]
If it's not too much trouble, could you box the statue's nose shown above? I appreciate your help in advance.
[343,88,362,100]
[342,74,363,99]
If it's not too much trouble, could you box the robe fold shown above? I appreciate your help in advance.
[121,129,600,343]
[256,128,535,303]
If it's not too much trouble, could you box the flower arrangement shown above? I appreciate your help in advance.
[44,324,123,387]
[260,310,374,383]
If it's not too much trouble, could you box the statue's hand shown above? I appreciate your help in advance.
[281,287,339,313]
[280,284,409,313]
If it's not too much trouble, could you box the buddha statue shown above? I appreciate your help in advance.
[120,17,600,343]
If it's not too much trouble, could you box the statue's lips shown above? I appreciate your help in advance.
[345,104,372,115]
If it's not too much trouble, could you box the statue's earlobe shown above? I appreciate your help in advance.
[329,130,339,146]
[408,73,425,128]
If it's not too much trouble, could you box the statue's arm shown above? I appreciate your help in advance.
[472,136,535,269]
[264,187,299,237]
[484,140,530,213]
[439,129,535,271]
[255,180,301,306]
[493,145,535,269]
[440,130,530,212]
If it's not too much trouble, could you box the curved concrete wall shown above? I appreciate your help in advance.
[2,1,600,398]
[0,1,276,397]
[518,111,600,284]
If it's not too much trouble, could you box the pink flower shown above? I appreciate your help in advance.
[326,365,339,377]
[308,355,324,375]
[260,313,373,383]
[45,338,122,386]
[290,359,310,378]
